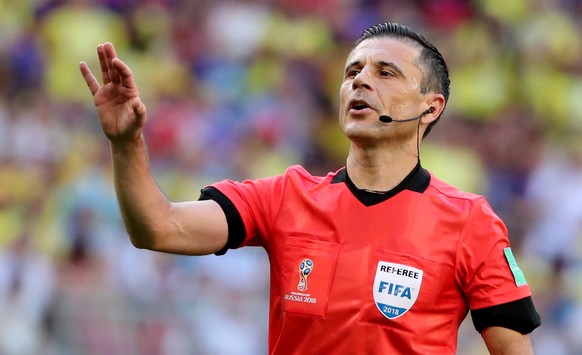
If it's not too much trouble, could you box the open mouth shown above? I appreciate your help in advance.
[349,99,373,112]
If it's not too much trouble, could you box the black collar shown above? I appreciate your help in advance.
[331,162,430,206]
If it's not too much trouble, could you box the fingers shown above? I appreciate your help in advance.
[103,42,122,85]
[97,42,122,85]
[97,44,111,85]
[79,61,100,96]
[111,57,137,89]
[82,42,137,96]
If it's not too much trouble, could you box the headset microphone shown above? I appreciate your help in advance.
[379,107,434,123]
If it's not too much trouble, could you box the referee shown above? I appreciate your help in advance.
[80,22,540,354]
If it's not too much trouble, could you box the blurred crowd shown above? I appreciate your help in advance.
[0,0,581,354]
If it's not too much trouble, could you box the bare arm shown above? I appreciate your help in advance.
[80,42,228,255]
[482,327,535,355]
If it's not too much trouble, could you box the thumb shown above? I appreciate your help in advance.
[132,97,147,125]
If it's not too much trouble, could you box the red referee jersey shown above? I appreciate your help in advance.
[202,164,536,354]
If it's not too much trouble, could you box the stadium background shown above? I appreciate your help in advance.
[1,0,581,354]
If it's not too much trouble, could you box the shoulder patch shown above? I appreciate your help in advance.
[504,247,528,287]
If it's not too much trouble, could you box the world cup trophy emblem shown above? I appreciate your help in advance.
[297,258,313,291]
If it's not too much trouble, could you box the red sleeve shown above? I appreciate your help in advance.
[204,167,289,249]
[456,197,533,310]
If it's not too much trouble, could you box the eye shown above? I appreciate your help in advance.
[346,69,360,78]
[380,70,393,77]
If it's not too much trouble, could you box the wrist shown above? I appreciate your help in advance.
[110,134,146,154]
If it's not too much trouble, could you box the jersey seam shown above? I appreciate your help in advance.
[470,288,531,310]
[265,166,298,250]
[427,181,482,202]
[453,197,481,292]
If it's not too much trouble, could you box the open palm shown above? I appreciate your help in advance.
[80,42,146,142]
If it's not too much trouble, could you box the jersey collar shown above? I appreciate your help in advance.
[331,162,430,206]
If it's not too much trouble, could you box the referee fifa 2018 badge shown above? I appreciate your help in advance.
[373,261,424,320]
[503,247,528,287]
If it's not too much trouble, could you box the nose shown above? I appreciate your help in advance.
[352,67,372,90]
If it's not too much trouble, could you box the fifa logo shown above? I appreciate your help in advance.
[297,258,313,291]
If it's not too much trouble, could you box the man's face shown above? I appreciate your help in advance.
[339,37,427,142]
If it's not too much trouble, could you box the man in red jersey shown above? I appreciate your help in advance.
[80,22,540,354]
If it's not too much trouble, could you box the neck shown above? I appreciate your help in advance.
[346,144,420,192]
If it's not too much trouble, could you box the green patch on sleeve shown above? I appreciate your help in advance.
[504,247,528,287]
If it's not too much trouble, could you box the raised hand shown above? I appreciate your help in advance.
[80,42,147,143]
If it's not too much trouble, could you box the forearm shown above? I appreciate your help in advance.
[110,135,174,249]
[81,42,227,254]
[482,327,535,355]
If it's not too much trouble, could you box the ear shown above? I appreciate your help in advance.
[420,93,446,125]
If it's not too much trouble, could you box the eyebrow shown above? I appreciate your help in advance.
[344,60,406,78]
[378,61,405,78]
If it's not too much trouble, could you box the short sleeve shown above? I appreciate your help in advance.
[471,296,541,334]
[456,198,533,310]
[198,171,287,253]
[199,187,245,255]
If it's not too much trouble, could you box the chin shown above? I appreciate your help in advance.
[343,126,380,144]
[343,119,377,133]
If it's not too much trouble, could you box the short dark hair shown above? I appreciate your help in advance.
[354,22,450,137]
